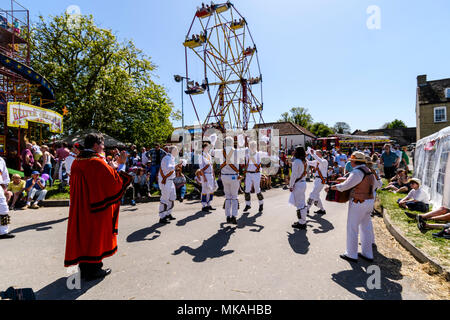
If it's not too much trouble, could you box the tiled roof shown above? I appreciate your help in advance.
[418,77,450,105]
[254,122,317,138]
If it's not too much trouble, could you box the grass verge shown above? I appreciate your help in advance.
[377,181,449,270]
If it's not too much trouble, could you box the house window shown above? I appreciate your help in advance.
[446,88,450,99]
[434,106,447,123]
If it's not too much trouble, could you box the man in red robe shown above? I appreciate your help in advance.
[64,133,132,281]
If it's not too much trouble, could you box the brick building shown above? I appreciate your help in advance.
[416,75,450,140]
[254,121,316,151]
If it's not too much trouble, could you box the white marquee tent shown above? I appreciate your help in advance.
[414,126,450,209]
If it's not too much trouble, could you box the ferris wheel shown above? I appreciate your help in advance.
[183,1,264,132]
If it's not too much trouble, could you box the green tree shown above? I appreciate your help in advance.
[387,119,407,129]
[278,107,313,128]
[30,13,175,146]
[333,122,351,134]
[307,122,334,138]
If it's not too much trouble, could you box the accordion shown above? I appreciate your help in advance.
[326,183,350,203]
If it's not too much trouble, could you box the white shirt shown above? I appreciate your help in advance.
[142,152,149,165]
[289,159,307,188]
[159,154,175,180]
[307,153,328,179]
[406,188,429,204]
[245,149,268,172]
[217,147,244,175]
[199,151,213,175]
[335,165,382,193]
[0,156,10,186]
[65,153,77,176]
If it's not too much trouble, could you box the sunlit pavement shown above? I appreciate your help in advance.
[0,183,426,300]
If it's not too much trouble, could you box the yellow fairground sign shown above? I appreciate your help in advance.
[340,139,391,144]
[7,102,63,133]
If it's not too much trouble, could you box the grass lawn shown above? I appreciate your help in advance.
[378,180,449,269]
[46,181,70,200]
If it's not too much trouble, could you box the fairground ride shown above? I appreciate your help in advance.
[183,1,264,133]
[0,0,57,168]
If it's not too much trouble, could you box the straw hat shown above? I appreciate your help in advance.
[349,151,369,163]
[408,178,421,186]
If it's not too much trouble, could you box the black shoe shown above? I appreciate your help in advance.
[417,215,427,233]
[208,206,216,211]
[292,222,307,230]
[339,254,358,263]
[83,268,112,281]
[230,217,237,225]
[167,214,176,221]
[226,216,231,223]
[358,253,374,263]
[315,210,326,215]
[243,205,251,212]
[433,230,450,239]
[259,205,263,212]
[202,206,210,212]
[404,211,417,219]
[0,233,15,239]
[159,217,170,224]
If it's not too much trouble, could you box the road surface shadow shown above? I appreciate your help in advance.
[10,217,68,234]
[176,210,212,227]
[331,247,404,300]
[237,212,264,232]
[35,275,104,300]
[308,214,334,234]
[287,229,310,255]
[172,226,236,262]
[126,223,164,242]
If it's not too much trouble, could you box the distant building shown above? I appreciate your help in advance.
[254,121,316,151]
[416,75,450,140]
[352,128,416,146]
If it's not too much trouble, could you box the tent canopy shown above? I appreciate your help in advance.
[57,129,128,148]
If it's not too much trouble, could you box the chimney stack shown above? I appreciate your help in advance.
[417,75,427,86]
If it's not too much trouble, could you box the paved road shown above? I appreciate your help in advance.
[0,183,427,300]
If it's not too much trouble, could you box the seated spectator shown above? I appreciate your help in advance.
[405,206,450,222]
[133,168,149,200]
[417,216,450,239]
[7,174,26,210]
[174,167,187,202]
[24,171,48,209]
[383,169,410,193]
[330,162,341,181]
[397,178,429,213]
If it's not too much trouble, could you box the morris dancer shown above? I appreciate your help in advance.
[199,142,217,212]
[328,152,382,263]
[306,148,328,215]
[158,146,183,224]
[219,136,244,225]
[288,146,309,230]
[243,141,266,213]
[0,156,12,239]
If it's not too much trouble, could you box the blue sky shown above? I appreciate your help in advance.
[14,0,450,132]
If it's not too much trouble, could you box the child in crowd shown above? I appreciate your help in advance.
[7,174,26,210]
[397,178,429,213]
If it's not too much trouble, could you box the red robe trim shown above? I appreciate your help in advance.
[64,152,132,267]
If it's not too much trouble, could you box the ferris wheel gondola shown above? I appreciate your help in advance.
[183,1,264,132]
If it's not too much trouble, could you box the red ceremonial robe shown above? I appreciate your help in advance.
[64,151,132,267]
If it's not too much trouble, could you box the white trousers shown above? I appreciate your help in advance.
[201,173,216,207]
[289,181,307,224]
[158,178,176,219]
[222,175,240,217]
[307,178,325,210]
[0,205,9,235]
[245,172,263,206]
[345,199,375,260]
